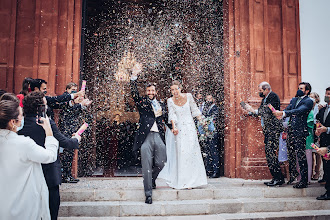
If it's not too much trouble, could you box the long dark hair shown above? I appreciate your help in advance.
[19,77,34,96]
[0,100,20,129]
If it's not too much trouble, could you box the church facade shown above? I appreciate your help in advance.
[0,0,301,179]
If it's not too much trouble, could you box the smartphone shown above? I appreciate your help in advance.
[240,101,246,108]
[37,104,46,124]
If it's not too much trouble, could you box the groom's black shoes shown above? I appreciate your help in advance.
[209,173,220,178]
[266,179,284,187]
[145,196,152,204]
[264,179,274,185]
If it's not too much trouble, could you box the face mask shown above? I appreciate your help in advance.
[296,89,304,97]
[43,91,47,95]
[259,92,265,98]
[325,96,330,103]
[17,117,24,131]
[71,91,77,94]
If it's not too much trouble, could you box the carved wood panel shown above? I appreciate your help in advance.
[0,0,82,95]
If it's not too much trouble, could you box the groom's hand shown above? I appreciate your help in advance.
[172,127,179,135]
[131,63,143,79]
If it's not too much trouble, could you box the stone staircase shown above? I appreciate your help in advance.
[58,177,330,219]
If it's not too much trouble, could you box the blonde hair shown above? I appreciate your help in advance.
[310,92,320,104]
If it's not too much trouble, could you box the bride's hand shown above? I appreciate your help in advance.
[171,127,179,135]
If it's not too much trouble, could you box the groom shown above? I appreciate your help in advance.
[130,70,170,204]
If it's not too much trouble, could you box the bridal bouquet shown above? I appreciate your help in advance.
[197,116,216,142]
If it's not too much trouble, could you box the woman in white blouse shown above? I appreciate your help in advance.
[0,99,58,220]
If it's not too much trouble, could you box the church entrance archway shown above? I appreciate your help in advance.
[80,0,225,177]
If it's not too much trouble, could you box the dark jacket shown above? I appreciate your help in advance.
[255,91,283,134]
[316,106,330,147]
[284,96,314,137]
[202,103,219,131]
[130,79,170,153]
[18,115,79,187]
[46,92,72,119]
[58,99,83,137]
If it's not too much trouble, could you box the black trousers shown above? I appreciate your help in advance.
[205,133,220,175]
[264,131,284,180]
[61,149,74,178]
[323,159,330,193]
[287,133,308,183]
[49,185,60,220]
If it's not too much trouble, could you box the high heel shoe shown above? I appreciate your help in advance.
[312,174,319,181]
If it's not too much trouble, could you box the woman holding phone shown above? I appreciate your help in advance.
[0,98,58,220]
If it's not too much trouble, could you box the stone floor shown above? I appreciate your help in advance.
[58,177,330,219]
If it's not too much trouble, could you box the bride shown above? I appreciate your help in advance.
[159,80,207,189]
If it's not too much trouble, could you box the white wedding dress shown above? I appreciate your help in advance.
[159,93,207,189]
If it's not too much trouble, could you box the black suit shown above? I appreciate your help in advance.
[46,92,73,119]
[58,96,84,180]
[18,114,79,220]
[255,91,284,181]
[284,96,313,184]
[130,79,170,198]
[202,104,220,176]
[130,80,170,153]
[316,105,330,193]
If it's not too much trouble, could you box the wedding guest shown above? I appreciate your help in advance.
[30,78,84,119]
[159,80,207,189]
[0,100,58,220]
[273,82,313,188]
[310,92,322,181]
[243,82,284,186]
[16,77,34,107]
[315,87,330,200]
[202,94,220,178]
[58,82,92,183]
[296,101,315,184]
[18,91,80,220]
[278,118,290,181]
[1,93,21,103]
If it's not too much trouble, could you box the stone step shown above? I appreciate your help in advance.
[60,178,326,202]
[58,197,330,217]
[61,186,326,202]
[58,210,330,219]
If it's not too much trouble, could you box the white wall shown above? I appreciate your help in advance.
[299,0,330,103]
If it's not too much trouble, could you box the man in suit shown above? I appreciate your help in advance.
[30,78,84,119]
[244,82,284,186]
[315,87,330,200]
[274,82,314,188]
[202,94,221,178]
[18,91,80,220]
[130,70,171,204]
[58,82,92,183]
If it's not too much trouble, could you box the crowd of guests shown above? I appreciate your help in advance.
[0,78,92,220]
[0,77,329,218]
[242,82,330,200]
